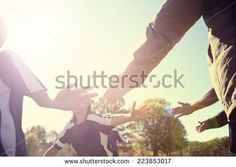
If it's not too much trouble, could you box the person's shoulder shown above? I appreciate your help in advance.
[0,50,19,61]
[0,49,18,56]
[87,112,112,126]
[63,121,75,131]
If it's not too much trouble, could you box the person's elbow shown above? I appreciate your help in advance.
[30,90,53,108]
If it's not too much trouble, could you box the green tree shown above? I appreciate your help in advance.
[185,137,231,156]
[139,98,187,156]
[25,132,41,156]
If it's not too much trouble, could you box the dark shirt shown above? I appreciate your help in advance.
[55,113,114,156]
[206,111,228,129]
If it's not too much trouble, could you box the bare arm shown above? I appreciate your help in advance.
[191,88,218,111]
[172,88,219,117]
[111,115,133,127]
[43,145,61,156]
[110,102,150,126]
[30,88,97,111]
[30,90,55,108]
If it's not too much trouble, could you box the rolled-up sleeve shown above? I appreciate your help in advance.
[206,111,228,129]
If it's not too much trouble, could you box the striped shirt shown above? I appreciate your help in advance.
[0,50,46,156]
[55,113,114,156]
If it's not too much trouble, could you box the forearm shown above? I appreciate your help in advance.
[205,111,228,129]
[31,90,56,109]
[122,0,204,91]
[191,88,219,112]
[121,26,173,90]
[111,115,133,127]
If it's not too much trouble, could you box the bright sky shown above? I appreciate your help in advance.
[0,0,228,141]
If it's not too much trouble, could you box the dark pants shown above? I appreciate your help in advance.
[0,111,6,156]
[229,110,236,154]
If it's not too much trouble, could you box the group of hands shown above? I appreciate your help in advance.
[53,87,208,133]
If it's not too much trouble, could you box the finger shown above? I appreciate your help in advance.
[195,126,200,129]
[104,88,113,99]
[172,107,181,112]
[79,95,96,102]
[74,87,93,95]
[198,121,203,125]
[74,100,94,108]
[104,93,116,104]
[104,89,123,104]
[79,93,98,99]
[79,87,93,92]
[176,114,184,118]
[171,108,181,115]
[79,99,94,104]
[132,101,136,112]
[179,101,187,106]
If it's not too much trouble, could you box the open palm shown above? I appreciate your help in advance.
[172,102,194,118]
[130,102,151,121]
[54,87,97,111]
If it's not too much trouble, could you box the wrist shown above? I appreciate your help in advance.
[191,103,198,112]
[51,101,59,109]
[127,114,134,122]
[51,100,66,110]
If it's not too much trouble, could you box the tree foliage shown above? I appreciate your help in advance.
[24,98,232,156]
[138,98,187,156]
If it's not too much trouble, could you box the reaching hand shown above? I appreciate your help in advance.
[171,102,194,118]
[196,121,209,133]
[130,102,151,121]
[104,87,130,104]
[53,87,97,111]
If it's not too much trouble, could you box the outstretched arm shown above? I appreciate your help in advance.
[0,50,97,111]
[31,88,97,111]
[196,111,228,133]
[43,145,61,156]
[191,88,218,111]
[172,88,219,117]
[104,0,206,103]
[110,102,150,126]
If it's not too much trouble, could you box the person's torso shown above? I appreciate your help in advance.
[204,0,236,46]
[0,52,25,128]
[68,120,108,156]
[202,0,236,114]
